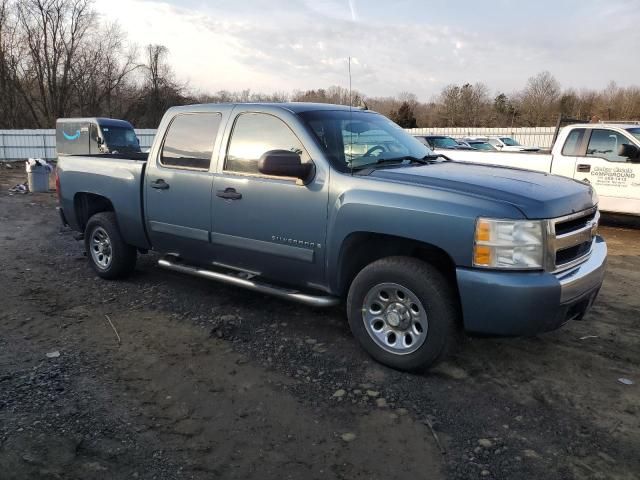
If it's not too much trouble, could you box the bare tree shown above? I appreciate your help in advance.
[518,71,561,125]
[0,0,21,126]
[125,44,189,127]
[437,84,462,126]
[72,22,139,117]
[433,83,490,126]
[14,0,96,126]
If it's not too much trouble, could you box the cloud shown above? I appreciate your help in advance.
[95,0,640,100]
[348,0,358,22]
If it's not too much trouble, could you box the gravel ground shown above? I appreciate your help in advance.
[0,162,638,480]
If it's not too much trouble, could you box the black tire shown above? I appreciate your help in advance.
[346,256,460,372]
[84,212,137,279]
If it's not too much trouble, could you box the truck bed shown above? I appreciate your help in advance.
[57,154,150,249]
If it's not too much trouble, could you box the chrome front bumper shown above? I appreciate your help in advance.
[557,236,607,304]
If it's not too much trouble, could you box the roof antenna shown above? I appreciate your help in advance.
[349,56,353,176]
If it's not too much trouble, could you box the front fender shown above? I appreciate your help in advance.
[325,173,524,292]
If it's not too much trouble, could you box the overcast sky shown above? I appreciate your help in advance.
[95,0,640,100]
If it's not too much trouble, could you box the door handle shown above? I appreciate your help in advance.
[216,187,242,200]
[577,164,591,173]
[150,179,170,190]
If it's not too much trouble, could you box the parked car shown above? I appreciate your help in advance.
[437,123,640,217]
[485,136,540,152]
[56,117,142,157]
[413,135,474,150]
[56,103,607,371]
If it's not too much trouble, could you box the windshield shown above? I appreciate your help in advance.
[430,137,459,149]
[500,137,521,146]
[299,110,433,171]
[626,128,640,142]
[469,142,495,151]
[101,126,140,149]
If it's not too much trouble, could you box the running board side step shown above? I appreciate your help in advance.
[157,256,340,308]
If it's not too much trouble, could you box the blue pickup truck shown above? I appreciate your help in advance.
[56,103,607,371]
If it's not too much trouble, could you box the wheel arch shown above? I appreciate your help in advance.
[73,192,115,233]
[334,232,459,298]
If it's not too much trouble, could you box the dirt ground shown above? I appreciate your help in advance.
[0,162,638,480]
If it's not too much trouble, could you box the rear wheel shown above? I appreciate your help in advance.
[85,212,136,279]
[347,256,459,371]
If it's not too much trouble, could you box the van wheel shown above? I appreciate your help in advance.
[85,212,137,279]
[346,256,459,372]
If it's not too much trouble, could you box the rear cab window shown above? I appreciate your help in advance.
[160,113,222,170]
[561,128,586,156]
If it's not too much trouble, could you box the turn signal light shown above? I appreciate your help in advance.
[473,245,492,266]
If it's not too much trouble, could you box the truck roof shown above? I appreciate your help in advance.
[566,123,640,130]
[168,102,374,114]
[56,117,135,128]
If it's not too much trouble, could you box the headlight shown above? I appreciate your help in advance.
[473,218,545,269]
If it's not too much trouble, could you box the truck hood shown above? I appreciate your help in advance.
[369,161,596,219]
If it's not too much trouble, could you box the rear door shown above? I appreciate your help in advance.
[210,107,329,288]
[144,112,224,261]
[573,128,640,212]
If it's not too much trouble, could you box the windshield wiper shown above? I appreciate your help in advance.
[422,153,451,162]
[352,154,449,172]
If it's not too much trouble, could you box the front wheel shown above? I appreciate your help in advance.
[85,212,137,279]
[346,256,460,371]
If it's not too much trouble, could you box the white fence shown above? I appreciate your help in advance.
[406,127,557,149]
[0,129,157,161]
[0,126,557,161]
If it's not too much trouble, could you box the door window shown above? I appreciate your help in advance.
[225,113,309,175]
[561,128,585,156]
[586,129,634,162]
[160,113,222,170]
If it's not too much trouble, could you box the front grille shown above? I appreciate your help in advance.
[546,207,599,272]
[556,241,592,265]
[554,210,597,236]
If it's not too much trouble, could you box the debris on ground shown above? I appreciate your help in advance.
[478,438,493,448]
[332,389,346,398]
[341,432,357,442]
[618,378,634,385]
[45,351,60,358]
[8,183,29,194]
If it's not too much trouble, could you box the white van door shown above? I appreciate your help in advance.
[574,128,640,215]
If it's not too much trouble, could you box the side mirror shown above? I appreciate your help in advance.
[618,143,640,161]
[96,137,103,145]
[258,150,313,183]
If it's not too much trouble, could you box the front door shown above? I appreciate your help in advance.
[144,112,223,262]
[574,128,640,213]
[211,109,329,289]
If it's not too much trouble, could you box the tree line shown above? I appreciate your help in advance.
[1,0,639,130]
